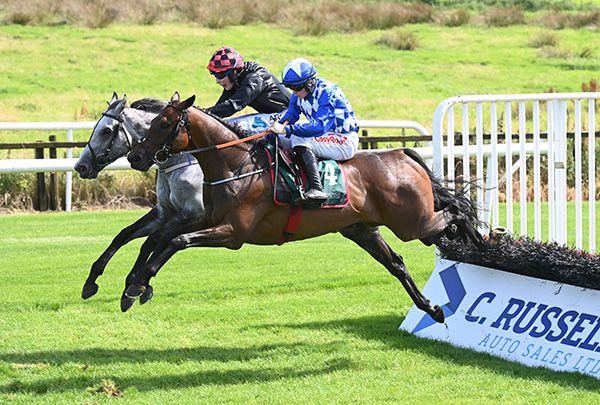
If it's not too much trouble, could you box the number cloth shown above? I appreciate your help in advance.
[264,141,349,208]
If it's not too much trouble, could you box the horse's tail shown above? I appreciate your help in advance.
[403,148,487,250]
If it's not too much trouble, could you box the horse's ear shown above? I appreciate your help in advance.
[110,92,118,104]
[181,95,195,109]
[122,94,128,106]
[170,91,180,103]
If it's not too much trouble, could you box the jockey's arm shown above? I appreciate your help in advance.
[286,104,335,138]
[207,73,266,118]
[279,95,301,126]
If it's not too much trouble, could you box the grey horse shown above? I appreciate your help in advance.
[75,92,205,311]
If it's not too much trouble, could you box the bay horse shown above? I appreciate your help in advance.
[75,92,205,311]
[126,92,485,323]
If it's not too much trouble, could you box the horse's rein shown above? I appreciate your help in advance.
[183,130,267,154]
[182,113,288,186]
[152,104,285,166]
[185,120,287,155]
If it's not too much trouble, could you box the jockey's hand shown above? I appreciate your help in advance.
[269,122,287,135]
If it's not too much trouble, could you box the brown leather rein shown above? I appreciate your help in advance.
[185,127,274,155]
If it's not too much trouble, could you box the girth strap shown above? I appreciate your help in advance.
[277,206,302,245]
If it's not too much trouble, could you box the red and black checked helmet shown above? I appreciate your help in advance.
[207,47,244,74]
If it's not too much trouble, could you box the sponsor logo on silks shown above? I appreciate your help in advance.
[252,117,269,130]
[412,264,466,333]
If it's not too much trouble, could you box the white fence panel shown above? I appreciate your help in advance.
[433,92,600,252]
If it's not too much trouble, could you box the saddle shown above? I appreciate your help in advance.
[263,140,349,209]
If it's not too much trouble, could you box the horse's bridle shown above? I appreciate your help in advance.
[148,104,190,165]
[87,110,136,171]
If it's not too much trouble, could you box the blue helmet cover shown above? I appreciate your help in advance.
[281,58,316,85]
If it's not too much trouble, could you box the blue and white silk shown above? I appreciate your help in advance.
[280,78,359,138]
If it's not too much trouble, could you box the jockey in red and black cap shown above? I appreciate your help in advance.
[206,47,290,118]
[207,46,244,78]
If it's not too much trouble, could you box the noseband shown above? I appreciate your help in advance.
[87,110,135,171]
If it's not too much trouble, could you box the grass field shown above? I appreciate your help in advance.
[1,19,598,207]
[1,210,600,404]
[0,22,598,142]
[1,12,600,403]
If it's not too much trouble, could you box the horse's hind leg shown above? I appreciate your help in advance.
[339,223,444,323]
[82,207,161,300]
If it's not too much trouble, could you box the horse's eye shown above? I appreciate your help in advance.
[161,121,170,129]
[103,127,112,135]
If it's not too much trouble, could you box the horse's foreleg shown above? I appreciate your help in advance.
[125,222,237,300]
[82,207,161,300]
[120,233,161,312]
[120,210,200,311]
[339,223,444,323]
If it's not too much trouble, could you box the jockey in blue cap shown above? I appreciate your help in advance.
[269,58,359,204]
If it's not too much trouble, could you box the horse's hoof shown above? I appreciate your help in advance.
[81,282,99,299]
[125,283,146,298]
[431,305,445,323]
[139,285,154,305]
[120,295,136,312]
[489,227,509,247]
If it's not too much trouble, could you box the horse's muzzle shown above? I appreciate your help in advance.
[127,150,152,172]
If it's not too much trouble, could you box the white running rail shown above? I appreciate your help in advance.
[0,120,430,211]
[432,92,599,252]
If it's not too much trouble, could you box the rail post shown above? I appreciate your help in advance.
[34,142,48,211]
[48,135,59,210]
[360,129,370,150]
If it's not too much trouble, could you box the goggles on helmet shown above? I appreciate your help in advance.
[212,69,233,80]
[285,83,305,92]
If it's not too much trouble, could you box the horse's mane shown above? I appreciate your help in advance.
[128,99,252,138]
[193,106,252,139]
[131,98,168,114]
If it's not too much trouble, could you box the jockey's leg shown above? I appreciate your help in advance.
[290,132,358,204]
[292,131,359,161]
[293,145,328,204]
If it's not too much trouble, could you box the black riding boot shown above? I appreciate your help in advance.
[294,146,328,205]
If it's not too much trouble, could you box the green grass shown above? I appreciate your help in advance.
[0,22,598,146]
[1,210,600,403]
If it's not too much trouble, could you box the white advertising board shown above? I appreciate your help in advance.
[400,259,600,378]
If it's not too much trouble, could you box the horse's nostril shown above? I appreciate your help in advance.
[74,164,86,174]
